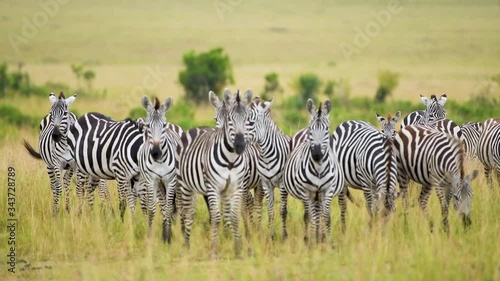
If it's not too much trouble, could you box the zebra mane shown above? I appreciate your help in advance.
[59,91,65,99]
[387,113,392,119]
[235,90,241,104]
[154,96,160,110]
[430,94,437,101]
[317,102,323,117]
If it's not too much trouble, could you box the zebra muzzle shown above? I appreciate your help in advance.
[311,144,323,162]
[52,126,62,142]
[234,133,246,155]
[151,145,162,161]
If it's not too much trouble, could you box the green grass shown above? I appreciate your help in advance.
[0,141,499,280]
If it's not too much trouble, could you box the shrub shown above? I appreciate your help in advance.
[178,47,234,104]
[294,73,321,105]
[374,70,399,103]
[261,72,282,100]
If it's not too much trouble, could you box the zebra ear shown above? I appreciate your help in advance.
[468,170,479,182]
[162,97,173,112]
[263,98,273,111]
[223,88,232,104]
[209,91,221,109]
[439,93,447,106]
[306,99,315,116]
[141,96,152,111]
[376,112,384,123]
[243,89,252,105]
[420,94,429,106]
[322,99,332,115]
[65,94,77,106]
[394,111,402,122]
[49,92,57,104]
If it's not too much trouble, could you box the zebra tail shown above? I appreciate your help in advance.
[383,136,396,210]
[346,188,362,207]
[22,139,42,160]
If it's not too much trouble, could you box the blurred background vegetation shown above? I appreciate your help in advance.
[0,0,499,141]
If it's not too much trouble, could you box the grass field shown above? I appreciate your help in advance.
[1,0,500,280]
[0,142,499,280]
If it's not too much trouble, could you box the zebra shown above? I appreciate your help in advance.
[460,121,481,160]
[249,97,291,239]
[136,96,180,242]
[394,125,479,233]
[282,99,344,243]
[22,92,77,216]
[401,93,447,128]
[178,89,252,258]
[332,112,400,227]
[68,111,143,221]
[477,118,500,187]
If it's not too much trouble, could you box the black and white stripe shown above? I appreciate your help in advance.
[401,93,447,128]
[282,99,344,243]
[178,89,252,258]
[394,125,479,233]
[460,121,481,160]
[250,97,291,239]
[332,112,399,226]
[477,118,500,187]
[68,112,143,220]
[23,92,77,215]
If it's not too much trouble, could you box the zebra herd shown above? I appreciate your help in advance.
[23,90,499,258]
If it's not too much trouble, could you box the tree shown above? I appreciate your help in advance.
[374,70,399,103]
[71,64,84,89]
[261,72,282,100]
[178,47,234,104]
[83,70,96,91]
[295,73,321,104]
[0,63,8,97]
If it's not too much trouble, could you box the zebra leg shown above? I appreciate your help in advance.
[314,199,321,243]
[206,191,221,259]
[245,188,255,226]
[222,192,232,238]
[75,170,86,215]
[338,186,348,233]
[263,183,276,240]
[86,176,100,210]
[47,166,62,217]
[321,191,333,243]
[279,184,289,240]
[418,185,434,232]
[363,189,375,228]
[116,179,130,222]
[229,187,243,258]
[145,178,157,238]
[97,180,113,215]
[160,180,176,244]
[239,189,251,239]
[63,168,74,214]
[181,188,196,251]
[435,186,451,235]
[253,183,265,230]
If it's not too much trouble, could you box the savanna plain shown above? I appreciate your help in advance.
[0,0,499,280]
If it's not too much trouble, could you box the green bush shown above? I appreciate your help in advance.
[374,70,399,103]
[0,105,38,128]
[178,47,234,104]
[294,73,321,105]
[261,72,282,100]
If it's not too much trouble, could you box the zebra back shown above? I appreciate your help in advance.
[460,121,481,159]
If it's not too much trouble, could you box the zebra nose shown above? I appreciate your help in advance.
[462,215,472,228]
[52,127,62,142]
[311,144,323,162]
[151,145,162,161]
[234,133,246,155]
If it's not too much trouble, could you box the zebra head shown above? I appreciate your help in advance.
[140,96,172,161]
[420,93,447,125]
[376,111,401,139]
[249,96,273,145]
[49,92,76,143]
[307,99,332,162]
[210,91,229,129]
[451,169,479,227]
[210,89,252,155]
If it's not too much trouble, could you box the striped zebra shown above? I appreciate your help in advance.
[249,97,291,239]
[136,96,180,242]
[22,92,77,215]
[282,99,344,243]
[460,121,481,160]
[394,125,479,233]
[68,112,143,221]
[477,118,500,187]
[178,89,252,258]
[401,93,447,128]
[332,112,400,227]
